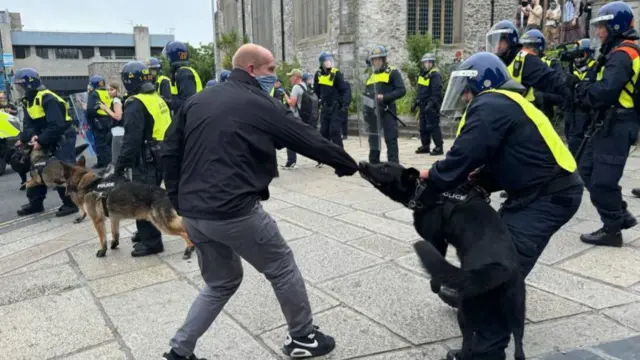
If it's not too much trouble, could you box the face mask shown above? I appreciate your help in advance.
[323,60,332,69]
[256,74,278,93]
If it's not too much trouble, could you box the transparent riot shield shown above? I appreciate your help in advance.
[355,54,383,156]
[68,92,96,157]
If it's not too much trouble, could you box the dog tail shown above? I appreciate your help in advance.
[413,241,514,298]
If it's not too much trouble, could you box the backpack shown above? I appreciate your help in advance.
[297,84,319,126]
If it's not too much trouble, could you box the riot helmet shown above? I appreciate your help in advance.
[121,61,155,94]
[12,68,44,99]
[486,20,520,61]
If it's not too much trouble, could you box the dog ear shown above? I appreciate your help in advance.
[402,167,420,185]
[76,156,86,167]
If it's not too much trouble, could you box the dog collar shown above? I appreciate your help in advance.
[407,179,428,210]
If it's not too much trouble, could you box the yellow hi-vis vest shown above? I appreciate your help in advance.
[417,68,438,87]
[26,89,72,121]
[0,111,20,139]
[574,59,597,80]
[317,68,339,86]
[170,67,203,95]
[366,66,396,86]
[270,87,287,105]
[507,51,536,102]
[129,93,172,141]
[596,40,640,109]
[95,89,113,116]
[156,75,171,94]
[455,89,576,173]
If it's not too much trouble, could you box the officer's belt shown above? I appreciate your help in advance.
[504,171,583,210]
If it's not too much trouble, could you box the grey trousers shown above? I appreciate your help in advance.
[170,203,314,356]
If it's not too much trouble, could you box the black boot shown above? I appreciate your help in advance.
[19,181,26,191]
[56,204,79,217]
[131,232,141,243]
[632,188,640,198]
[580,228,623,247]
[622,212,638,230]
[430,147,444,156]
[131,240,164,257]
[369,150,381,164]
[415,146,430,154]
[437,287,459,308]
[162,349,207,360]
[17,203,44,216]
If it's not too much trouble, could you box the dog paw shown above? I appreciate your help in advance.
[73,216,84,224]
[110,239,119,250]
[183,246,195,260]
[96,249,107,257]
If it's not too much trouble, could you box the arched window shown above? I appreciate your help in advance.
[407,0,463,45]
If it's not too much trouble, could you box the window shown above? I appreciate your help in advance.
[407,0,462,45]
[294,0,329,40]
[55,47,80,59]
[35,47,51,59]
[99,47,114,59]
[13,46,30,59]
[114,47,136,59]
[251,0,274,51]
[151,47,164,57]
[80,47,95,59]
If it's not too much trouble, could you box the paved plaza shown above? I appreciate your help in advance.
[1,137,640,360]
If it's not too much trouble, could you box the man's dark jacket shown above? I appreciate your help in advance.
[161,69,358,220]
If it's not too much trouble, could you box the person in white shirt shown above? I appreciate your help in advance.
[282,69,307,169]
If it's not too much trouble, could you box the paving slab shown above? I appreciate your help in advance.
[69,241,162,280]
[356,344,449,360]
[0,222,85,259]
[526,264,640,309]
[0,239,85,275]
[537,229,593,265]
[270,206,341,230]
[1,250,69,277]
[261,306,410,359]
[541,349,608,360]
[320,264,459,344]
[349,234,415,260]
[223,261,339,335]
[323,187,381,206]
[280,178,364,197]
[526,287,590,322]
[273,191,354,216]
[261,198,294,213]
[164,251,200,274]
[89,264,178,298]
[595,335,640,359]
[0,263,81,306]
[337,211,420,242]
[0,287,113,359]
[602,302,640,331]
[351,198,405,215]
[61,342,128,360]
[100,280,276,360]
[557,246,640,287]
[0,217,69,244]
[315,222,373,242]
[288,234,383,283]
[274,220,314,241]
[383,207,414,224]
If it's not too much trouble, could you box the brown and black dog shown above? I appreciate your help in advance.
[23,143,89,189]
[358,161,526,360]
[59,156,195,259]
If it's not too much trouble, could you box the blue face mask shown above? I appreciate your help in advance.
[256,74,278,93]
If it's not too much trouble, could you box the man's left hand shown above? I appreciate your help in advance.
[420,169,429,179]
[377,94,384,103]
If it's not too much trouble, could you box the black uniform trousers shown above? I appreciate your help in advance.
[419,106,443,149]
[133,162,163,246]
[92,116,112,166]
[365,110,399,164]
[27,130,77,207]
[320,105,344,148]
[473,185,583,358]
[564,109,591,157]
[579,111,639,232]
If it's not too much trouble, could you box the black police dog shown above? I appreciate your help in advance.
[358,161,525,360]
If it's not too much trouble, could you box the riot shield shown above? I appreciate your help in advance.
[68,92,96,157]
[356,54,383,155]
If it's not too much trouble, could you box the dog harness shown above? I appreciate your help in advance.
[78,175,129,218]
[406,179,490,220]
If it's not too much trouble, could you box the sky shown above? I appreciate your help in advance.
[3,0,216,45]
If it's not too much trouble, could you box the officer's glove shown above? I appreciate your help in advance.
[565,74,579,90]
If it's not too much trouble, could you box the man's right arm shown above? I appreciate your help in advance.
[85,92,99,120]
[159,79,173,107]
[160,102,187,208]
[258,104,358,175]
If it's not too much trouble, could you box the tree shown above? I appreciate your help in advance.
[218,31,250,71]
[401,34,440,88]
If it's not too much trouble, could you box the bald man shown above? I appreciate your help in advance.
[161,44,356,360]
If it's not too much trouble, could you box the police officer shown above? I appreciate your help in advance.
[486,20,567,106]
[314,51,349,149]
[363,45,406,164]
[564,39,597,157]
[575,1,640,247]
[12,68,80,217]
[413,52,443,155]
[521,29,566,122]
[114,61,172,257]
[219,70,231,83]
[421,52,583,360]
[86,75,113,168]
[163,41,203,112]
[147,57,172,106]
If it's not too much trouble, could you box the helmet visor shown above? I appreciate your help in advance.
[590,13,614,27]
[11,83,26,99]
[486,29,513,56]
[440,70,476,116]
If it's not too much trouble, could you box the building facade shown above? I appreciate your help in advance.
[217,0,514,81]
[0,11,174,96]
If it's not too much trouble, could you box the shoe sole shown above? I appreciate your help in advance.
[281,343,336,359]
[579,237,623,248]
